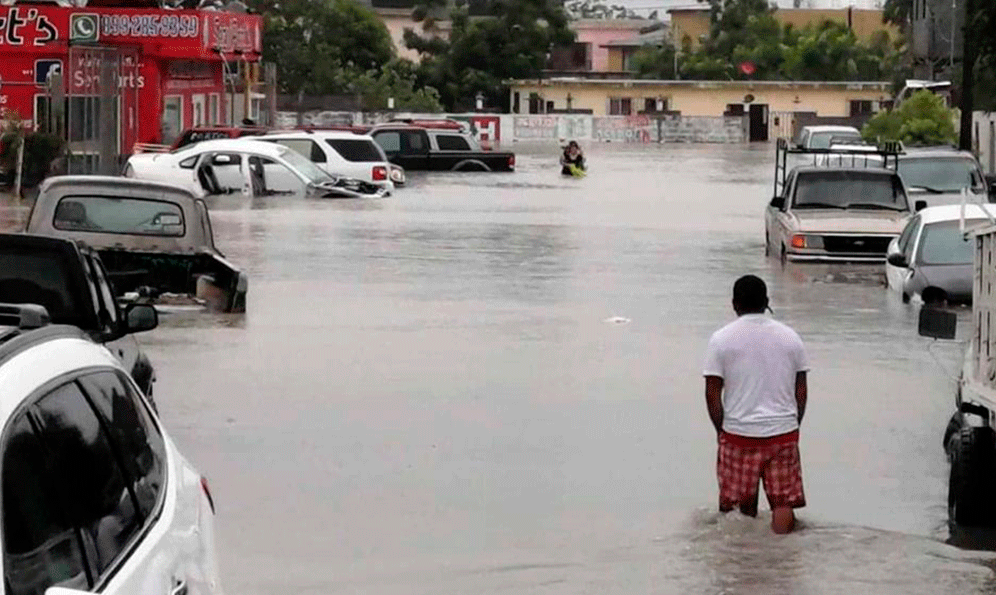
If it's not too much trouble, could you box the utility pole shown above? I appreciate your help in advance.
[959,0,976,150]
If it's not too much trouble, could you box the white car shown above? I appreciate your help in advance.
[0,302,223,595]
[125,139,386,199]
[796,125,862,150]
[886,204,996,304]
[259,131,395,194]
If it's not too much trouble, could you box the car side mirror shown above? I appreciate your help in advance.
[886,252,908,267]
[914,200,927,212]
[770,196,785,210]
[918,306,957,340]
[123,303,158,333]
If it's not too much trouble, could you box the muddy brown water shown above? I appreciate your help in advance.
[3,143,995,594]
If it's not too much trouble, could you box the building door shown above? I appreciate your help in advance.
[192,94,206,127]
[749,104,769,142]
[162,96,183,146]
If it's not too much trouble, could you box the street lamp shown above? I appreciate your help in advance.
[475,91,484,111]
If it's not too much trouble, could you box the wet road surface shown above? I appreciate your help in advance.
[5,143,995,593]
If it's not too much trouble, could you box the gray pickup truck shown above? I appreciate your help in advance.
[25,176,248,313]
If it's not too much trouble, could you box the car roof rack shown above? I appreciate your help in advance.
[0,304,50,331]
[774,138,904,198]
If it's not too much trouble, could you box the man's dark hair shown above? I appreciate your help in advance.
[733,274,769,314]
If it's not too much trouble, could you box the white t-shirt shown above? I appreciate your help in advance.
[702,314,809,437]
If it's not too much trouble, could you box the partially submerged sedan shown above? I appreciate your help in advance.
[765,167,916,262]
[885,204,996,304]
[125,138,387,199]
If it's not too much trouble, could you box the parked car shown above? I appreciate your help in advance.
[26,176,248,313]
[768,139,915,262]
[796,125,862,150]
[0,302,222,595]
[259,130,395,193]
[367,125,515,172]
[895,147,993,206]
[125,138,386,199]
[885,204,996,304]
[0,233,158,398]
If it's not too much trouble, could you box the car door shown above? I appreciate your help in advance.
[402,130,433,170]
[1,372,176,595]
[886,215,920,292]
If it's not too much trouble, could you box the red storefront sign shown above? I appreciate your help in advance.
[0,5,261,58]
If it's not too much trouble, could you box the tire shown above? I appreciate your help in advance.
[949,426,996,526]
[943,411,962,453]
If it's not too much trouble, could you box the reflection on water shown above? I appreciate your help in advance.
[5,144,996,593]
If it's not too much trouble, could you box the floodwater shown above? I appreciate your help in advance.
[5,143,996,593]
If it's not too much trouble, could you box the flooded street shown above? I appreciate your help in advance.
[9,142,996,593]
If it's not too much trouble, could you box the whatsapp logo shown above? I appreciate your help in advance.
[70,14,100,42]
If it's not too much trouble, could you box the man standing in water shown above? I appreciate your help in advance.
[702,275,809,534]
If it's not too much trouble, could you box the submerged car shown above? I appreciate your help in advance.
[849,146,992,207]
[766,167,915,262]
[259,130,396,194]
[0,302,222,595]
[125,138,387,199]
[886,204,996,304]
[26,176,248,313]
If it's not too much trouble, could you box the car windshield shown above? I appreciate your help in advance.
[793,170,908,210]
[917,219,984,265]
[53,196,186,236]
[899,157,980,192]
[810,131,860,149]
[0,247,78,324]
[278,147,334,183]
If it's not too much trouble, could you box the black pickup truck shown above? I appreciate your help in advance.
[367,125,515,172]
[0,233,159,399]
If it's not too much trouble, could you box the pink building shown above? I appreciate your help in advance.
[569,19,649,72]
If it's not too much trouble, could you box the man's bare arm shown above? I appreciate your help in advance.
[705,376,724,434]
[795,371,807,425]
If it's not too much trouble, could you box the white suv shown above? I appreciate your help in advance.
[0,303,223,595]
[260,131,395,194]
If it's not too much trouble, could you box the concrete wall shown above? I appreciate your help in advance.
[510,80,891,117]
[975,112,996,175]
[272,111,746,144]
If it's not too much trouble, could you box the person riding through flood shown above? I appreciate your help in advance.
[560,141,586,176]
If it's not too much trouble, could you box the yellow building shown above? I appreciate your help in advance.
[510,78,890,117]
[669,7,898,50]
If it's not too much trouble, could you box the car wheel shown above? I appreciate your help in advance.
[949,426,996,526]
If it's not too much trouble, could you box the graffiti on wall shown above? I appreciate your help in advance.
[592,115,658,143]
[513,115,558,139]
[557,115,591,141]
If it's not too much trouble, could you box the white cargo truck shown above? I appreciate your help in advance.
[922,215,996,525]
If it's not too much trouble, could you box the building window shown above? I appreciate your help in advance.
[643,97,668,113]
[609,97,632,116]
[513,92,521,114]
[849,100,874,116]
[726,103,746,116]
[209,94,221,126]
[546,100,555,113]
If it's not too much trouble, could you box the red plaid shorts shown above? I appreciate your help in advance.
[717,430,806,510]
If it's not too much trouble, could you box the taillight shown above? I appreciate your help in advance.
[201,476,216,514]
[508,155,515,170]
[372,166,387,181]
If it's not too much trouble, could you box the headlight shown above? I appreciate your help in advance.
[790,234,824,249]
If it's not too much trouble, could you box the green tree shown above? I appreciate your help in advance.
[256,0,395,96]
[351,60,444,112]
[861,89,957,146]
[405,0,575,111]
[564,0,642,19]
[630,43,678,79]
